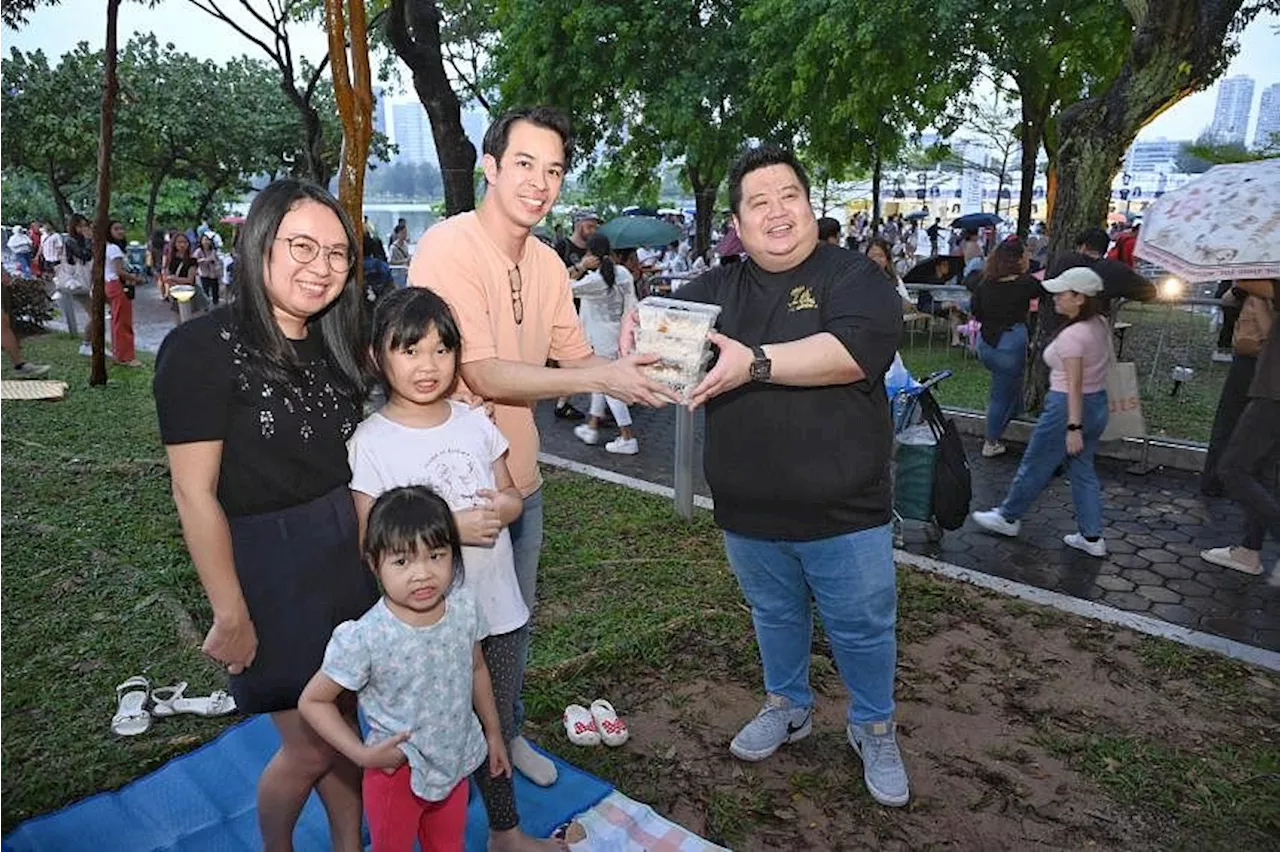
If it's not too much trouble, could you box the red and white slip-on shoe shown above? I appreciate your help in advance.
[563,704,601,746]
[590,699,630,747]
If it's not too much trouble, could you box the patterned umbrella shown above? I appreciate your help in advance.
[1134,159,1280,282]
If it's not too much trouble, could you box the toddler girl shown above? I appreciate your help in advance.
[298,485,508,851]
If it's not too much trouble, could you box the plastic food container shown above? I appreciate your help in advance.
[634,296,722,397]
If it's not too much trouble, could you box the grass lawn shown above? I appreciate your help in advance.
[901,301,1230,443]
[4,334,1278,849]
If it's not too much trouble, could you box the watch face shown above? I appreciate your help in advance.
[750,359,770,381]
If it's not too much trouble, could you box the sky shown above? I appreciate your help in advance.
[4,3,1278,144]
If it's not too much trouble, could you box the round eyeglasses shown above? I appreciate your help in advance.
[275,236,352,273]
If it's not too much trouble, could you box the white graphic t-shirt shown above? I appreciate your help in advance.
[348,401,530,636]
[322,589,488,801]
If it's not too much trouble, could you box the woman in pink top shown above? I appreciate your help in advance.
[971,266,1113,557]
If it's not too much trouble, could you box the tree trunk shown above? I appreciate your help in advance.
[386,0,476,217]
[143,170,166,244]
[326,0,374,285]
[89,0,120,386]
[194,177,227,224]
[1016,96,1047,236]
[686,160,718,260]
[871,150,883,225]
[47,172,73,228]
[1024,0,1248,414]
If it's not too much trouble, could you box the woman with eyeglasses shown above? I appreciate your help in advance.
[153,180,377,850]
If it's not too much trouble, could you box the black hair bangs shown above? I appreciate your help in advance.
[363,485,465,586]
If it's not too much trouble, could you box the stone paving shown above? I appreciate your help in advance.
[535,399,1280,652]
[68,287,1279,652]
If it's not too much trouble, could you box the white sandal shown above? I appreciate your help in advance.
[150,681,237,718]
[563,704,601,746]
[112,676,152,736]
[589,699,630,747]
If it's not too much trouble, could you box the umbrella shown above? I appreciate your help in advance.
[903,254,965,284]
[949,212,1001,230]
[904,210,930,221]
[1135,159,1280,282]
[597,216,682,250]
[620,206,661,218]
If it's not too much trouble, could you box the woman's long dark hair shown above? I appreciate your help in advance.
[168,233,193,273]
[231,179,368,397]
[865,237,894,275]
[586,233,616,290]
[108,220,126,251]
[981,236,1026,282]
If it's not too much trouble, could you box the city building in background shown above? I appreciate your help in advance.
[1124,138,1185,174]
[1207,75,1255,145]
[1255,83,1280,150]
[390,102,435,164]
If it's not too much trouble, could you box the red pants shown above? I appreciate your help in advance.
[363,764,469,852]
[104,280,135,363]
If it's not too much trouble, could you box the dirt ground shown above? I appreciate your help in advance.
[534,580,1280,851]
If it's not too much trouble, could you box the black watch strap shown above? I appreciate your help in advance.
[1067,423,1083,431]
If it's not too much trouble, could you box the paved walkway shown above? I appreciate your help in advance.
[535,399,1280,653]
[73,289,1278,653]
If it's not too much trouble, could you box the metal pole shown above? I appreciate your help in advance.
[674,404,695,520]
[177,299,192,324]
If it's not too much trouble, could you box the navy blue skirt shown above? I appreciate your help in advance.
[227,486,379,714]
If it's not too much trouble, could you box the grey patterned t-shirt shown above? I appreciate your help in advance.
[322,588,489,801]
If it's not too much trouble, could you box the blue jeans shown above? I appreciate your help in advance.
[976,323,1027,442]
[724,524,897,724]
[508,488,544,733]
[999,389,1108,538]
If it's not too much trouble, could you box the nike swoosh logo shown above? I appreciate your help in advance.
[786,712,811,736]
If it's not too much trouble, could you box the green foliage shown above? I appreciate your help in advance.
[745,0,976,180]
[491,0,773,251]
[1181,136,1274,168]
[364,160,444,199]
[0,43,103,221]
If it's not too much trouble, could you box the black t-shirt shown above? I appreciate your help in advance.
[555,237,588,269]
[153,312,362,517]
[677,243,903,540]
[972,274,1042,346]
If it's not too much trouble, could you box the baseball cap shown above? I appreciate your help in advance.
[1041,266,1104,296]
[573,208,600,224]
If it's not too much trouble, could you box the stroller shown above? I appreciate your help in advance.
[886,361,970,545]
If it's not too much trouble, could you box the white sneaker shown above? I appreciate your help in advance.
[981,441,1007,458]
[574,423,600,445]
[1064,533,1107,558]
[1200,546,1262,575]
[11,362,50,379]
[605,436,638,455]
[972,508,1020,537]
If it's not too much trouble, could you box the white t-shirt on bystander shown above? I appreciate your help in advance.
[105,243,125,282]
[347,401,530,637]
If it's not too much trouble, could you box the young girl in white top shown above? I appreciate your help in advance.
[299,486,509,852]
[572,233,639,455]
[972,266,1113,557]
[343,287,561,852]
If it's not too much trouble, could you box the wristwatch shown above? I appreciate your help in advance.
[1067,423,1083,432]
[749,346,772,382]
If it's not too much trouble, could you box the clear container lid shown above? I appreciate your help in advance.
[637,296,722,338]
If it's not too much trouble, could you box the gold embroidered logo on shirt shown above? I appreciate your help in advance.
[788,286,818,312]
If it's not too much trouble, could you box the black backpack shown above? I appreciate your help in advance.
[918,389,971,530]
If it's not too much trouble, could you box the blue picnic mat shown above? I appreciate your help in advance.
[4,715,612,851]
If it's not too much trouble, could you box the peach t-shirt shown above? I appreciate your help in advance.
[1043,316,1111,394]
[408,212,593,497]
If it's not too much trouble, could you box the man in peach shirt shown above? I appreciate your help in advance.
[409,106,672,785]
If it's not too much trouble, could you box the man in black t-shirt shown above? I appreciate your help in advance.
[657,145,909,807]
[550,209,601,420]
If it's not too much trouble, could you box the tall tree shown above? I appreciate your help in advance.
[745,0,976,226]
[326,0,374,281]
[493,0,768,256]
[114,36,219,238]
[972,0,1129,235]
[87,0,122,385]
[385,0,479,215]
[0,45,102,224]
[185,0,337,185]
